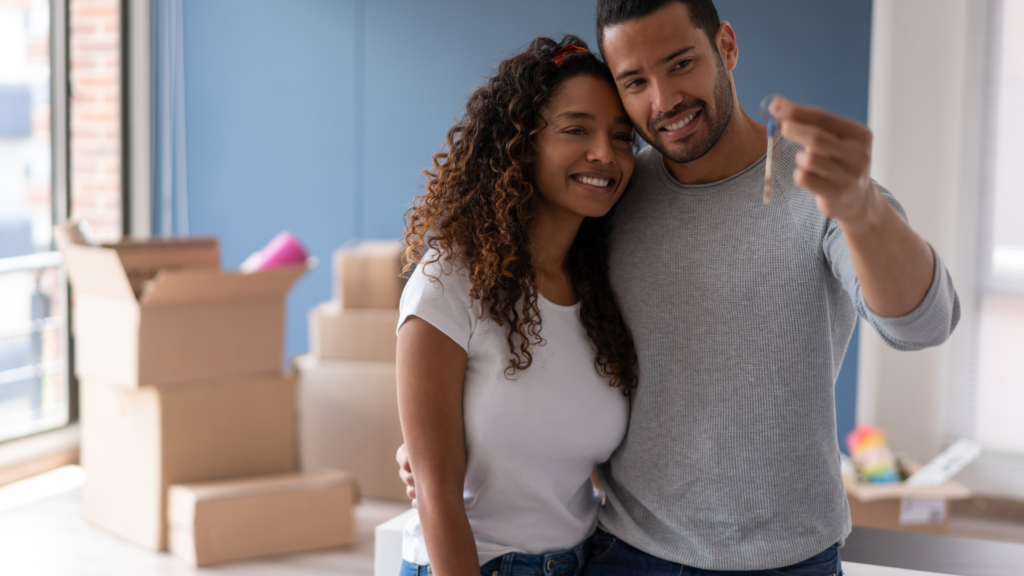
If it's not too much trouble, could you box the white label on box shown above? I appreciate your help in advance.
[899,497,946,525]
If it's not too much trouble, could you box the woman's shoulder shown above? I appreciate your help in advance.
[399,247,479,352]
[402,247,476,311]
[408,247,471,289]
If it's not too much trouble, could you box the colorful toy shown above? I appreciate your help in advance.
[846,424,900,484]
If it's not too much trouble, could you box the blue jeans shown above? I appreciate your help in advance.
[400,538,589,576]
[582,530,843,576]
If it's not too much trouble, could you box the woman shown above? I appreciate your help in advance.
[397,36,637,576]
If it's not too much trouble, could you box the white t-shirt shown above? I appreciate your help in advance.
[397,253,629,566]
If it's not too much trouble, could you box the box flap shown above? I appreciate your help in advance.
[54,226,136,301]
[139,264,307,305]
[169,470,357,505]
[109,237,220,297]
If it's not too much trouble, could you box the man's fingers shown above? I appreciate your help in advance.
[781,121,868,175]
[771,97,871,145]
[793,167,845,197]
[396,443,411,473]
[795,150,857,190]
[399,465,415,486]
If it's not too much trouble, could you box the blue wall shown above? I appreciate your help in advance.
[182,0,870,445]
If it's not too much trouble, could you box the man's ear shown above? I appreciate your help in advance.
[716,22,739,71]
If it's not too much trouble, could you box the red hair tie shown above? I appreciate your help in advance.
[551,44,587,66]
[541,44,587,82]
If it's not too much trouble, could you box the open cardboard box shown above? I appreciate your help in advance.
[56,224,306,388]
[844,458,971,535]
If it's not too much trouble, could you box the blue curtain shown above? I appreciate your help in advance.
[151,0,189,236]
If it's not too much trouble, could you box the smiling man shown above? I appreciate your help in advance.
[585,0,960,574]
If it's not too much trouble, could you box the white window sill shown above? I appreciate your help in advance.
[0,424,80,488]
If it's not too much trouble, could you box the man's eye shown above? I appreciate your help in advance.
[624,79,645,90]
[674,59,692,70]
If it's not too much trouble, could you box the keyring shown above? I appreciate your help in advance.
[760,93,783,139]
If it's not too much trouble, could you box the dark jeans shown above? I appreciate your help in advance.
[400,537,589,576]
[582,530,843,576]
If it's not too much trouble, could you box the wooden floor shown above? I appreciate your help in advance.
[0,486,411,576]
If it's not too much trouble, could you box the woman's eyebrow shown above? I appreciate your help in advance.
[554,111,595,122]
[553,111,632,127]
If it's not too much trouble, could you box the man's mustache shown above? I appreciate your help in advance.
[648,100,707,134]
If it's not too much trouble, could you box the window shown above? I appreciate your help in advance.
[973,0,1024,455]
[0,0,67,442]
[0,0,123,444]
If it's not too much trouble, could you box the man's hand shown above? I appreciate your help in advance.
[770,97,936,318]
[396,444,417,508]
[771,97,880,226]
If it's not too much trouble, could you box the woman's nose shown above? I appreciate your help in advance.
[588,135,616,164]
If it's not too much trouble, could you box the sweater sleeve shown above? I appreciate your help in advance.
[822,183,961,351]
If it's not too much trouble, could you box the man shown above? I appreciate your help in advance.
[400,1,959,573]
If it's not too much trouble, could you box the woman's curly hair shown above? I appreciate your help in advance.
[403,35,638,395]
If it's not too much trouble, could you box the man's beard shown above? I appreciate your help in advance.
[642,56,734,164]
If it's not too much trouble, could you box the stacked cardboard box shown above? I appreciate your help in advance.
[57,225,357,565]
[298,240,408,501]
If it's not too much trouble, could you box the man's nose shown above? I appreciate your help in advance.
[650,77,682,125]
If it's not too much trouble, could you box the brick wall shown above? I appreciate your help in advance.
[69,0,120,242]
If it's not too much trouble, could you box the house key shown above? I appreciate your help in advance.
[760,94,782,204]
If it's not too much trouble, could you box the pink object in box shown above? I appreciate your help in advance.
[241,232,309,273]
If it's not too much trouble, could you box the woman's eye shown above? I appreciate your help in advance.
[565,128,586,135]
[615,133,635,142]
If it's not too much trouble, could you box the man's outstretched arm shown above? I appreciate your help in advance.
[771,97,935,318]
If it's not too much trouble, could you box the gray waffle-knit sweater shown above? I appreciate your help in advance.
[597,140,960,570]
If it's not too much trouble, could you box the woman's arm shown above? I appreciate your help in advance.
[397,316,478,576]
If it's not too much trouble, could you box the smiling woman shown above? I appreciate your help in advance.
[394,35,637,576]
[402,36,636,384]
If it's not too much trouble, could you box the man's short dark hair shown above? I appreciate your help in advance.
[596,0,721,56]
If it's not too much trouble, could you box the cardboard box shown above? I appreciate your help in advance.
[334,240,407,309]
[168,470,357,566]
[309,302,399,362]
[80,374,298,550]
[374,509,417,576]
[844,459,971,535]
[295,355,406,500]
[56,226,306,388]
